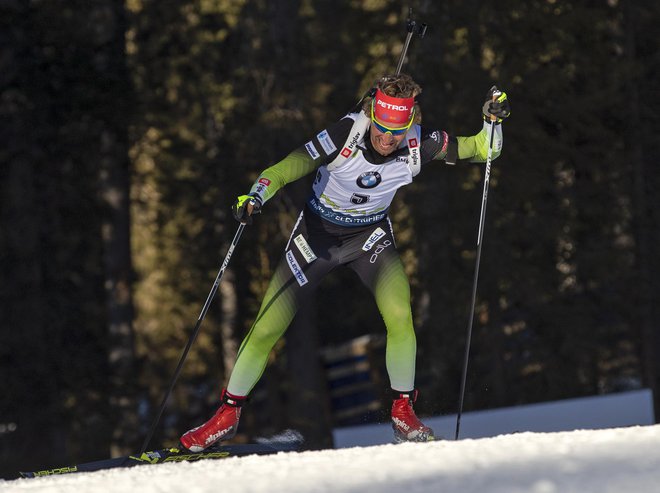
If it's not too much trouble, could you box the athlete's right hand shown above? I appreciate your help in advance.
[232,194,262,225]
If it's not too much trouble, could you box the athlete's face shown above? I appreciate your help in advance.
[369,123,407,156]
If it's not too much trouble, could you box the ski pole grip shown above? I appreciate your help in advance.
[247,197,261,216]
[490,90,502,122]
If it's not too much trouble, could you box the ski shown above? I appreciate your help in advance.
[20,441,301,478]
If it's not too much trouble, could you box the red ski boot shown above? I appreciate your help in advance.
[180,389,246,452]
[391,390,434,443]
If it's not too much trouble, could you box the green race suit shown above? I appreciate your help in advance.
[227,113,502,395]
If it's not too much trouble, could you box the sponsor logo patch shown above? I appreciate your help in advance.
[392,417,411,431]
[410,146,420,168]
[376,100,409,111]
[258,178,271,186]
[339,131,361,159]
[305,141,320,159]
[205,426,234,445]
[431,130,449,153]
[356,171,382,189]
[362,227,387,251]
[317,129,337,155]
[369,239,392,263]
[409,137,418,148]
[293,235,317,263]
[286,250,308,286]
[350,193,370,205]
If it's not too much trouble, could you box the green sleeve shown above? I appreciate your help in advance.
[456,122,503,163]
[249,148,320,204]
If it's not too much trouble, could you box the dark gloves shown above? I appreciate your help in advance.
[482,86,510,123]
[232,194,262,225]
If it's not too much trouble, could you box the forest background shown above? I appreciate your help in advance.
[1,0,659,478]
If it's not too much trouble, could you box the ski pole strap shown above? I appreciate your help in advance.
[392,389,419,403]
[222,389,248,407]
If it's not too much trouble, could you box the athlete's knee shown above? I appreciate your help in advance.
[382,301,413,326]
[384,316,415,345]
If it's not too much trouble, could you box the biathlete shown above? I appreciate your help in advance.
[180,73,510,451]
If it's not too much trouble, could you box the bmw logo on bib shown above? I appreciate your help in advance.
[356,171,382,189]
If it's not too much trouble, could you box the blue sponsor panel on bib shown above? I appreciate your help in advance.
[307,196,387,227]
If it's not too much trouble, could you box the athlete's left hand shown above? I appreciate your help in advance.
[482,86,510,123]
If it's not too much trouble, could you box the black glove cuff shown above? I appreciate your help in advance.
[482,114,502,125]
[445,137,459,164]
[248,193,263,206]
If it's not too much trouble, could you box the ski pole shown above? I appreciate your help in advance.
[455,90,501,440]
[140,221,248,454]
[350,8,427,113]
[394,7,427,76]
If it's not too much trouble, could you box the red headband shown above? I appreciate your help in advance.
[372,89,415,128]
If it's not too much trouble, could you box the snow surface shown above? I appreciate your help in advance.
[334,389,655,447]
[3,425,660,493]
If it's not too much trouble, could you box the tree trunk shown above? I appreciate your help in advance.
[99,2,139,455]
[623,1,659,421]
[286,297,334,449]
